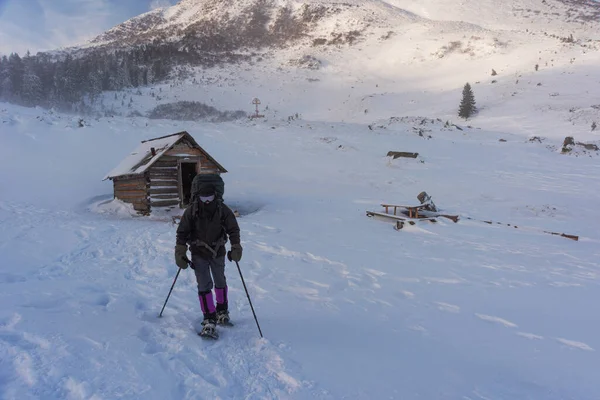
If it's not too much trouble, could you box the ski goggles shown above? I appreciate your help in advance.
[199,194,215,203]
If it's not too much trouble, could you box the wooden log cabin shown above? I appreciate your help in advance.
[103,131,227,214]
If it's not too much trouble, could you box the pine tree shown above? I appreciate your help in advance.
[7,53,24,102]
[458,82,476,119]
[0,56,10,100]
[87,71,103,104]
[22,70,43,106]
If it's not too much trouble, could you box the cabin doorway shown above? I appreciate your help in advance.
[180,162,197,207]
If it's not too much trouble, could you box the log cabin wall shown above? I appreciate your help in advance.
[163,143,203,159]
[197,154,221,173]
[147,156,180,209]
[165,139,222,173]
[148,140,204,209]
[113,176,149,213]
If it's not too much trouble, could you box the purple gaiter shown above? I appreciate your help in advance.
[215,286,228,305]
[199,291,216,314]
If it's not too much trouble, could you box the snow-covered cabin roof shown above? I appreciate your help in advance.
[103,131,227,180]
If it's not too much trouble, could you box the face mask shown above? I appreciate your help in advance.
[200,194,215,203]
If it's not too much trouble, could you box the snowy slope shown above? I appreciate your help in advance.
[83,0,422,49]
[77,0,600,142]
[101,27,600,142]
[1,102,599,399]
[83,0,599,49]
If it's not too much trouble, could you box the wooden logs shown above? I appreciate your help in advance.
[387,151,419,159]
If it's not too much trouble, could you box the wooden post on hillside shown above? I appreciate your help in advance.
[251,98,264,119]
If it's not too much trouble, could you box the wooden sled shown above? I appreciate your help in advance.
[379,203,460,223]
[366,210,440,229]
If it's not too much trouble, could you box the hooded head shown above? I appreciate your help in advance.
[198,184,216,204]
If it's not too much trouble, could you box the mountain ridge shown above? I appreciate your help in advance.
[78,0,600,52]
[1,0,600,138]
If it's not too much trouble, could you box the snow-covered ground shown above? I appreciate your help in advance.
[1,101,599,399]
[1,0,600,397]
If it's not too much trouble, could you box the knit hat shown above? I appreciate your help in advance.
[197,184,216,196]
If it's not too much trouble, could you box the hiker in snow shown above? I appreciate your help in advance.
[174,183,242,337]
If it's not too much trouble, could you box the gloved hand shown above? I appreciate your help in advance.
[175,244,189,269]
[228,244,243,262]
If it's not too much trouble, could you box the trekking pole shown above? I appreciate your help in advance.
[231,257,263,338]
[159,261,187,318]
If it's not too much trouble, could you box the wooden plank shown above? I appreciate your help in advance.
[115,181,147,190]
[379,203,426,217]
[153,160,178,168]
[115,189,146,197]
[200,161,219,170]
[114,175,145,182]
[150,163,178,168]
[162,155,202,160]
[149,187,179,195]
[170,142,196,150]
[148,179,179,187]
[115,178,146,186]
[414,209,460,223]
[381,203,428,209]
[116,194,147,202]
[149,166,178,172]
[198,167,220,173]
[149,182,178,188]
[114,184,146,192]
[366,210,407,221]
[163,149,203,157]
[148,168,179,176]
[115,192,147,201]
[367,210,452,223]
[560,233,579,241]
[149,178,178,184]
[543,231,579,241]
[112,174,145,182]
[149,171,178,178]
[150,194,180,200]
[114,178,146,186]
[436,214,460,223]
[118,193,147,202]
[149,166,177,173]
[151,199,180,207]
[387,151,419,159]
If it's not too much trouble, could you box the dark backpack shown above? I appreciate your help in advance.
[191,173,225,202]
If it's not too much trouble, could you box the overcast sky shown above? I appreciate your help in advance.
[0,0,176,55]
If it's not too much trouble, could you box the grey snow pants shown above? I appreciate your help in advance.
[191,253,227,293]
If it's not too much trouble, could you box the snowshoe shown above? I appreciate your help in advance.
[199,319,218,340]
[217,310,233,326]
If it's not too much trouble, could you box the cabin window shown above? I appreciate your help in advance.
[180,162,197,206]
